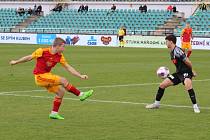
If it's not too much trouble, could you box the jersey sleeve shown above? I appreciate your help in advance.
[190,28,193,34]
[181,29,185,36]
[60,54,68,66]
[174,48,187,61]
[31,48,43,59]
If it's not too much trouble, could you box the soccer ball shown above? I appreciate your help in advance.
[156,66,170,79]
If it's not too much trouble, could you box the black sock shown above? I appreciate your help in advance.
[188,89,197,104]
[155,87,165,101]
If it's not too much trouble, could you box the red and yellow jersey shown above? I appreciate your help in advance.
[32,47,68,75]
[181,27,192,42]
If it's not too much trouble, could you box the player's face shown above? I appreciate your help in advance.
[166,40,171,48]
[186,23,190,28]
[57,44,65,53]
[166,40,174,50]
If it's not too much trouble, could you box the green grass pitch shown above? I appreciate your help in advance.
[0,44,210,140]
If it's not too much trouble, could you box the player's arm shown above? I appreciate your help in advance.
[60,54,88,79]
[180,29,184,42]
[176,48,195,75]
[63,63,88,80]
[10,55,33,65]
[191,30,193,40]
[178,48,192,69]
[184,57,192,69]
[183,58,197,76]
[10,48,43,65]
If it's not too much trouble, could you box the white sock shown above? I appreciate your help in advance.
[79,92,84,97]
[155,101,160,105]
[51,111,58,114]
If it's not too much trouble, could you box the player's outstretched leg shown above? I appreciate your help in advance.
[65,83,93,101]
[146,78,173,109]
[145,87,163,109]
[184,78,200,113]
[61,77,93,101]
[193,104,200,113]
[80,89,93,101]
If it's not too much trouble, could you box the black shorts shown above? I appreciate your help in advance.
[167,72,193,85]
[119,36,124,41]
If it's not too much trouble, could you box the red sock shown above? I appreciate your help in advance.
[65,83,81,96]
[187,51,192,58]
[52,96,62,113]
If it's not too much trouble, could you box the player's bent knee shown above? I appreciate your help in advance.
[56,86,65,98]
[184,78,192,90]
[60,77,69,86]
[159,78,173,89]
[159,82,167,89]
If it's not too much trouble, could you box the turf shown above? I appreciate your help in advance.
[0,44,210,140]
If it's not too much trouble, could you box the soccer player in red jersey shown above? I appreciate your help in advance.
[10,37,93,120]
[181,22,193,58]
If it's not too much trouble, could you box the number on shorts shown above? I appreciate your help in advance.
[168,75,174,79]
[183,73,188,78]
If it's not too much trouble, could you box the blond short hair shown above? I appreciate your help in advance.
[53,37,66,47]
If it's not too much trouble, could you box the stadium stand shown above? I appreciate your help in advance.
[0,0,206,2]
[70,0,206,1]
[175,8,210,37]
[0,1,209,36]
[0,8,29,32]
[25,8,173,35]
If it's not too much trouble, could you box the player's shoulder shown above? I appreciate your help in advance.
[33,47,51,56]
[187,28,192,32]
[35,47,49,52]
[181,28,185,33]
[174,46,185,57]
[60,53,65,57]
[42,47,50,52]
[32,48,45,58]
[174,46,183,52]
[190,28,193,31]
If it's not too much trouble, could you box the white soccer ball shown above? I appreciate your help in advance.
[156,66,170,79]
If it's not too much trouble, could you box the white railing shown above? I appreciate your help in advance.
[0,27,209,37]
[0,0,208,2]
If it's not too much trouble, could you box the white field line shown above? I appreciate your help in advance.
[0,81,160,94]
[0,90,210,110]
[1,78,209,94]
[0,78,210,110]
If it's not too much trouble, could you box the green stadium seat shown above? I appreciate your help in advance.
[22,8,176,34]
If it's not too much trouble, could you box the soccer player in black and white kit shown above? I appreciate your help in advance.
[146,35,200,113]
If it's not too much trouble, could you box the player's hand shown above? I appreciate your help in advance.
[80,75,88,80]
[9,60,17,65]
[192,70,197,77]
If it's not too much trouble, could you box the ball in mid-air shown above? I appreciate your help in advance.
[156,66,170,79]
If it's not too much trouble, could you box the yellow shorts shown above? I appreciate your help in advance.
[181,42,191,49]
[34,73,62,93]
